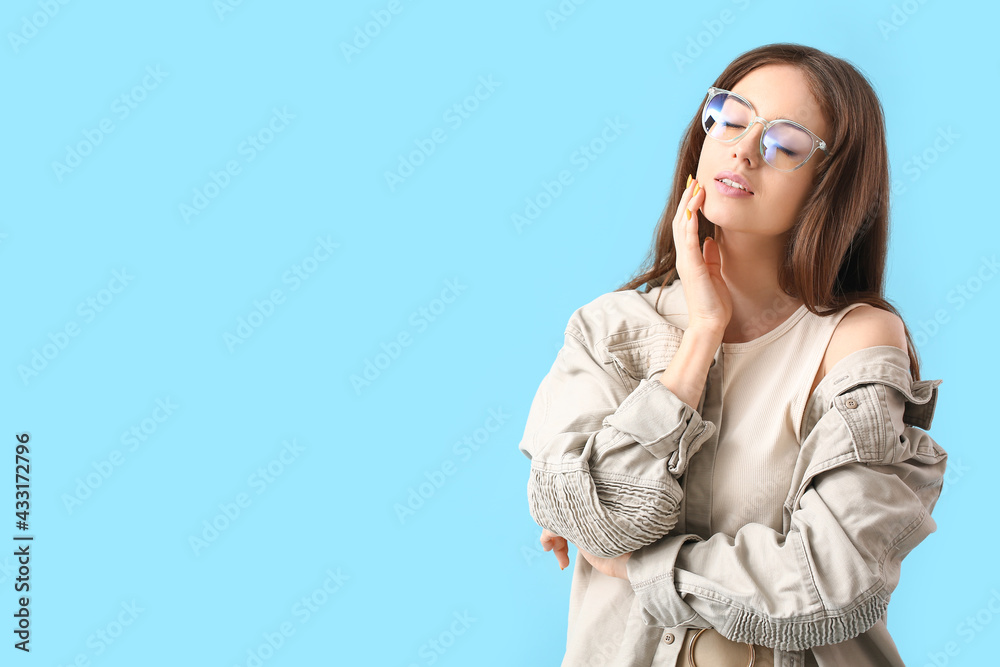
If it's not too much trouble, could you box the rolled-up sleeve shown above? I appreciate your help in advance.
[518,322,716,559]
[624,378,947,651]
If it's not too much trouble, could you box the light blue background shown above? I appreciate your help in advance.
[3,1,996,665]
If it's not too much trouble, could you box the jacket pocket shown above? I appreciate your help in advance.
[603,325,686,392]
[833,377,942,465]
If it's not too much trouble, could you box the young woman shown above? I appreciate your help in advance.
[518,43,947,667]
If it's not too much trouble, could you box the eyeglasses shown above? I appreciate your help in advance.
[701,86,830,172]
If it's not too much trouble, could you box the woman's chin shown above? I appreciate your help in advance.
[700,205,748,232]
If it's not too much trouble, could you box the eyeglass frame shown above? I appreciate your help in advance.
[702,86,830,172]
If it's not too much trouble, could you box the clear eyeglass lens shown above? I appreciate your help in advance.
[703,92,815,171]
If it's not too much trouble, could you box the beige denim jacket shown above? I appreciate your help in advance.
[518,283,946,665]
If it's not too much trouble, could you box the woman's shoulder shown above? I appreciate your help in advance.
[822,305,908,373]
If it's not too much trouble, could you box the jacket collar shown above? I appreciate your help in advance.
[802,344,941,438]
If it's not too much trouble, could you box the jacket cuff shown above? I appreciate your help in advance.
[602,377,715,475]
[625,534,707,628]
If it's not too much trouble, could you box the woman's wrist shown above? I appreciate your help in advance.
[658,326,722,410]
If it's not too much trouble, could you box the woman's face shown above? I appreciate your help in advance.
[695,64,830,238]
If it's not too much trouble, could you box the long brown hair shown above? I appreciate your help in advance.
[616,43,923,380]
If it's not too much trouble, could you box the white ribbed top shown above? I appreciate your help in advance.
[650,279,868,538]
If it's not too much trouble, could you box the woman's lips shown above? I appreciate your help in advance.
[714,179,754,198]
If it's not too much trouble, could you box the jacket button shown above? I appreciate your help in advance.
[845,398,858,409]
[663,632,674,644]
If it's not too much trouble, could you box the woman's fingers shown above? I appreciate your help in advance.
[540,528,553,550]
[540,529,571,570]
[670,174,731,332]
[540,528,557,546]
[702,231,722,276]
[552,540,569,570]
[682,179,707,269]
[672,175,702,278]
[685,185,707,263]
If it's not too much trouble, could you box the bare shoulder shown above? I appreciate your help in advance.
[809,306,907,398]
[823,305,908,372]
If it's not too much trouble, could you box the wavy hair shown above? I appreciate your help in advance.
[615,43,922,379]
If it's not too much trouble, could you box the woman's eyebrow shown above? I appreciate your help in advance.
[736,92,800,122]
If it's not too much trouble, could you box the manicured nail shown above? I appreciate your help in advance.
[685,208,692,220]
[693,183,701,197]
[686,174,692,188]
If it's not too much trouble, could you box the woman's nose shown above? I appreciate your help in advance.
[732,121,764,162]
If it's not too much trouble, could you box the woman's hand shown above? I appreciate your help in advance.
[673,174,732,336]
[540,529,631,580]
[578,547,631,580]
[540,528,570,570]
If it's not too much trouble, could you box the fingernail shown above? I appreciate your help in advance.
[686,174,692,188]
[685,208,692,220]
[693,183,701,197]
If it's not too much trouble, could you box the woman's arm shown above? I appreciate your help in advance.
[519,177,726,560]
[623,347,946,651]
[657,323,722,414]
[518,310,719,559]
